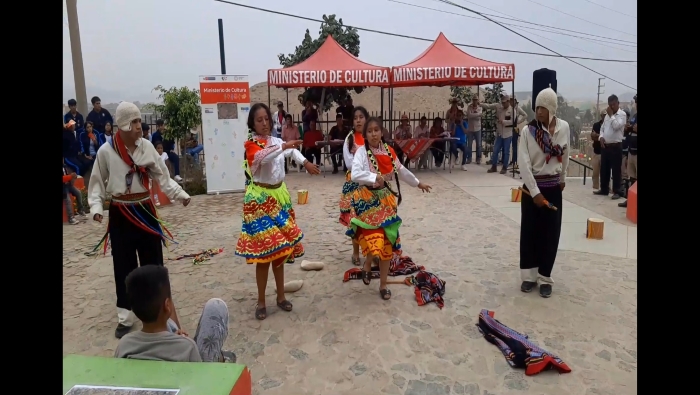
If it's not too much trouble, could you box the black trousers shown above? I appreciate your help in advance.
[600,143,622,194]
[431,142,446,166]
[520,184,563,278]
[109,201,164,311]
[305,147,321,165]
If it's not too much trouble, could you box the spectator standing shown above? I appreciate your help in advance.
[510,97,525,167]
[446,98,461,133]
[63,157,86,224]
[465,97,483,164]
[301,100,318,133]
[281,114,301,173]
[151,119,183,182]
[329,114,349,174]
[336,96,354,129]
[619,95,637,208]
[64,99,85,132]
[141,123,152,141]
[302,120,324,166]
[594,94,626,199]
[590,111,606,191]
[63,120,89,176]
[184,132,204,165]
[272,101,286,138]
[393,114,413,166]
[481,94,527,174]
[620,109,631,196]
[85,96,114,133]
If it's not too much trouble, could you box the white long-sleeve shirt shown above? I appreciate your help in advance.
[480,103,527,138]
[88,138,190,216]
[518,119,570,197]
[342,132,362,170]
[272,111,285,137]
[247,135,306,185]
[600,109,626,143]
[351,145,420,188]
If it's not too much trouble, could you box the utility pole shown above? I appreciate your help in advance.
[66,0,88,116]
[596,78,606,113]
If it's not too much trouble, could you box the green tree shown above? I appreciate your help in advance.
[556,95,582,147]
[582,109,593,125]
[482,83,504,146]
[449,86,474,107]
[144,85,202,141]
[278,14,361,112]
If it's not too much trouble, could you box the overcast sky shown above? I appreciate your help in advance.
[62,0,637,104]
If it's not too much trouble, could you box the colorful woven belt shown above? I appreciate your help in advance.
[112,192,151,204]
[534,174,560,188]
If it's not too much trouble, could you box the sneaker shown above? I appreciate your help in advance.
[68,217,80,225]
[618,200,627,207]
[77,210,87,217]
[520,281,537,293]
[466,158,472,164]
[115,323,132,339]
[222,350,237,363]
[487,167,497,173]
[611,193,621,200]
[461,164,468,171]
[500,167,508,174]
[539,284,552,298]
[593,190,608,196]
[174,175,183,182]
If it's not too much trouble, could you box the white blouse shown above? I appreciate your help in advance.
[248,135,306,185]
[351,145,420,188]
[342,132,361,169]
[518,118,570,197]
[88,138,190,216]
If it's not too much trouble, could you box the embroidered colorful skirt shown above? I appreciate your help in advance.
[346,186,402,261]
[235,181,304,266]
[339,170,360,227]
[89,192,176,255]
[476,309,572,376]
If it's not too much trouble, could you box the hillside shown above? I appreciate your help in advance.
[249,82,486,117]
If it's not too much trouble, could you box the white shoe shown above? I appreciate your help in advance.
[174,175,183,182]
[69,217,80,225]
[461,164,468,171]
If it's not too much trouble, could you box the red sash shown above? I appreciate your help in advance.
[112,131,151,194]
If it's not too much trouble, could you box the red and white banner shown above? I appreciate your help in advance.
[394,138,436,161]
[268,69,390,87]
[392,66,514,84]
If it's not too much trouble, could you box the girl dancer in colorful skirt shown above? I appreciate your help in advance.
[348,117,432,300]
[339,106,369,266]
[235,103,320,320]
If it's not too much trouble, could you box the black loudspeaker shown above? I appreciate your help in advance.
[532,68,557,111]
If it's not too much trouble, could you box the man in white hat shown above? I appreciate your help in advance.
[88,101,191,338]
[481,94,527,174]
[517,88,570,298]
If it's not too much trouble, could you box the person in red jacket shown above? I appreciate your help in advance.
[63,157,86,224]
[302,120,324,166]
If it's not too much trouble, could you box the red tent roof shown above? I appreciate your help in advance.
[391,33,515,87]
[268,35,391,88]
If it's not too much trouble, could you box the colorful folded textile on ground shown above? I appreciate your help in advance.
[405,270,446,309]
[342,253,425,281]
[476,309,572,376]
[168,248,225,265]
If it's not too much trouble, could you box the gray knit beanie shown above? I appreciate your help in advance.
[115,101,141,131]
[535,88,558,125]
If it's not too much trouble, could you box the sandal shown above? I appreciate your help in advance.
[351,255,361,266]
[277,299,293,312]
[380,288,392,300]
[255,305,267,320]
[361,268,371,285]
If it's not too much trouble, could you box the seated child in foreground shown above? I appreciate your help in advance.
[115,265,235,363]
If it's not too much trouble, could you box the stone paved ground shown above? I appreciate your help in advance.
[63,170,637,395]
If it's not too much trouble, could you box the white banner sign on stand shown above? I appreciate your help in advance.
[199,75,250,194]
